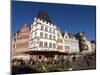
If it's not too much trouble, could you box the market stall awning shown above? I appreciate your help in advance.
[22,50,79,55]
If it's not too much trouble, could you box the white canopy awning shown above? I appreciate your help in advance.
[12,55,30,60]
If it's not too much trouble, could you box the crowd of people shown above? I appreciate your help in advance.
[12,53,96,74]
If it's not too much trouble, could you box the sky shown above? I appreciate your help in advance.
[12,1,96,41]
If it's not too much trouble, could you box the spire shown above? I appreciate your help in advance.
[37,9,51,23]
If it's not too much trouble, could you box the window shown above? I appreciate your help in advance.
[37,41,39,44]
[41,26,44,30]
[53,36,56,40]
[34,41,36,44]
[64,40,69,44]
[57,46,63,50]
[49,34,52,40]
[35,32,37,36]
[40,32,43,38]
[39,41,43,47]
[45,27,48,31]
[53,43,56,48]
[29,41,33,47]
[30,41,33,44]
[57,39,63,43]
[53,29,55,34]
[49,28,52,33]
[44,42,48,47]
[65,46,70,50]
[45,33,48,39]
[13,44,15,48]
[49,43,52,48]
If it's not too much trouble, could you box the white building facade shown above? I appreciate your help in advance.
[29,17,58,51]
[63,32,79,53]
[56,28,64,52]
[85,40,92,52]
